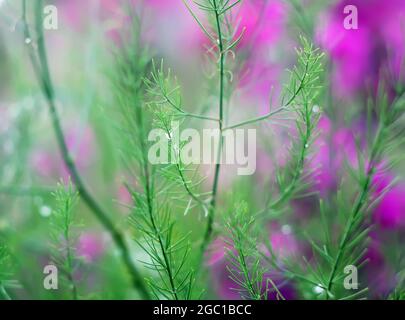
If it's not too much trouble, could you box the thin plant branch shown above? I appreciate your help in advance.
[21,0,150,300]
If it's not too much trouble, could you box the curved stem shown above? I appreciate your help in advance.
[22,0,150,299]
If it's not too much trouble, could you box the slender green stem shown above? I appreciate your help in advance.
[257,56,312,214]
[200,0,225,255]
[325,89,405,298]
[181,112,220,122]
[144,186,179,300]
[269,105,312,209]
[223,106,287,131]
[325,118,386,297]
[142,124,179,300]
[234,233,259,299]
[22,0,150,299]
[64,204,78,300]
[163,94,219,122]
[223,58,309,131]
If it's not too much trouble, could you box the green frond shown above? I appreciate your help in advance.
[49,180,80,300]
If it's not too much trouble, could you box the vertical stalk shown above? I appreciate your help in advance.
[64,211,78,300]
[201,0,225,254]
[326,88,405,298]
[22,0,150,299]
[325,124,384,297]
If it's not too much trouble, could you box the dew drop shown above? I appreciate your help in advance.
[281,224,292,235]
[312,105,320,113]
[313,285,325,294]
[40,206,52,218]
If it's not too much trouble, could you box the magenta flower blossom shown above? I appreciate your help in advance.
[317,0,405,98]
[77,233,105,263]
[309,116,357,194]
[372,172,405,230]
[234,0,287,48]
[364,237,398,297]
[236,0,288,103]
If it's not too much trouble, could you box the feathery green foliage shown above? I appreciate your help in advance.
[144,61,211,216]
[0,244,16,300]
[0,0,400,301]
[321,86,405,299]
[49,181,80,300]
[225,202,266,300]
[21,0,150,299]
[183,0,247,255]
[130,191,196,300]
[262,37,324,215]
[110,6,197,300]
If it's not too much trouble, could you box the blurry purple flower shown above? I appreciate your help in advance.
[117,184,132,206]
[239,61,283,105]
[31,125,96,181]
[310,116,358,194]
[364,237,397,297]
[268,230,299,260]
[31,151,55,178]
[255,148,274,180]
[236,0,287,103]
[77,233,105,263]
[235,0,287,48]
[317,0,405,98]
[206,238,230,267]
[372,172,405,230]
[139,1,205,54]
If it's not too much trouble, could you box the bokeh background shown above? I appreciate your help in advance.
[0,0,404,299]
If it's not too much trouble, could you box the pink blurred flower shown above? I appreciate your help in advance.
[239,61,283,106]
[77,233,105,263]
[236,0,288,102]
[268,230,299,259]
[124,1,205,54]
[58,0,122,28]
[364,237,398,297]
[309,116,358,194]
[31,125,96,181]
[117,184,132,206]
[206,238,231,267]
[317,0,405,98]
[236,0,287,48]
[372,172,405,230]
